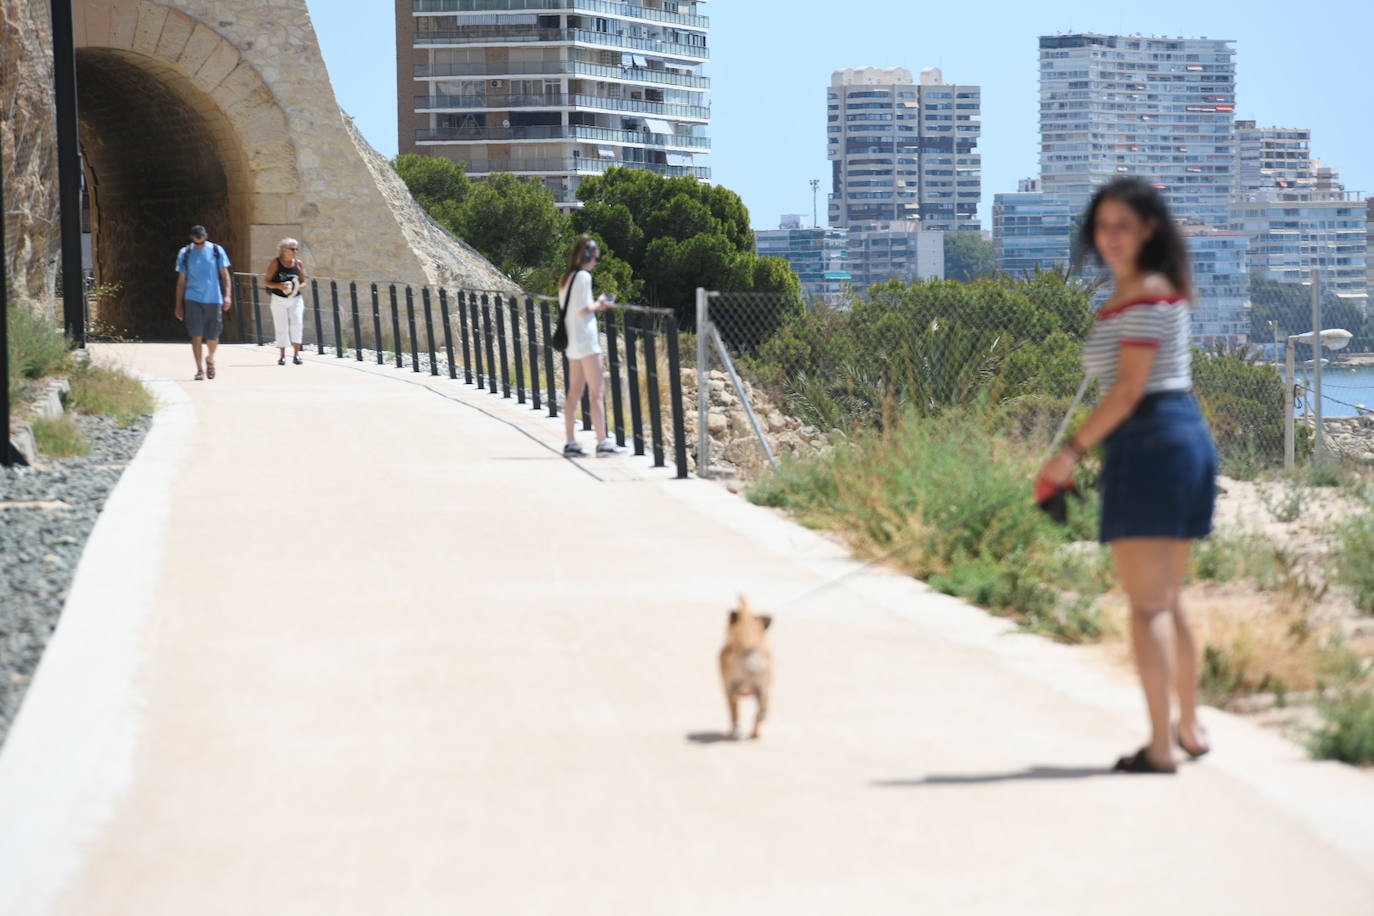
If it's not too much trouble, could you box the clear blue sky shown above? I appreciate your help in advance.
[310,0,1373,230]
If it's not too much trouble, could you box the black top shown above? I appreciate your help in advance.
[270,258,303,298]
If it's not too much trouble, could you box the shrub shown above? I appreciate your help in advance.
[7,304,71,394]
[31,414,89,458]
[1334,511,1374,614]
[1308,689,1374,766]
[68,362,155,426]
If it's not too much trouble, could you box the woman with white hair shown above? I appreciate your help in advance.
[264,238,307,365]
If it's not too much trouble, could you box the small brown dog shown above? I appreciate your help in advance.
[719,595,773,740]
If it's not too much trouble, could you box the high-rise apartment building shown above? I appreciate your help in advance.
[755,221,852,307]
[396,0,710,208]
[1039,33,1237,227]
[1182,226,1250,345]
[992,178,1073,275]
[826,67,981,231]
[1231,195,1368,309]
[1236,121,1316,194]
[755,219,943,305]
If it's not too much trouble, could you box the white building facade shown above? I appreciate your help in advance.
[397,0,710,208]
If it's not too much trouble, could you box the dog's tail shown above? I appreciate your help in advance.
[732,594,761,650]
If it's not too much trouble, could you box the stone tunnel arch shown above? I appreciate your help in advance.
[74,2,301,341]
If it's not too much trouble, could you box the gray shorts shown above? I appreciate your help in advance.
[184,299,224,340]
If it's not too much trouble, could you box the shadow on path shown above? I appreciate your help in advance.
[872,765,1111,787]
[686,731,743,745]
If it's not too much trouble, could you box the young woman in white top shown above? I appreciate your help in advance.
[1036,178,1217,774]
[558,236,623,457]
[264,238,307,365]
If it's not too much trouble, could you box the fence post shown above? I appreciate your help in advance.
[1285,341,1296,470]
[372,283,384,365]
[696,288,710,474]
[624,310,645,455]
[665,312,689,479]
[330,280,344,357]
[457,291,473,384]
[251,278,265,346]
[526,296,541,411]
[481,294,498,395]
[439,289,457,380]
[311,279,325,354]
[234,275,246,342]
[0,179,13,464]
[406,286,420,373]
[508,295,525,403]
[494,293,511,398]
[540,301,558,417]
[350,281,363,361]
[389,284,403,369]
[644,321,665,467]
[605,309,626,447]
[471,293,486,389]
[422,287,439,376]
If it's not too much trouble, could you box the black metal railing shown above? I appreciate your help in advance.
[231,273,688,478]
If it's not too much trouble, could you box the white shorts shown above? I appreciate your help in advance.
[270,295,305,348]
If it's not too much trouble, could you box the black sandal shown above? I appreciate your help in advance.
[1113,747,1177,774]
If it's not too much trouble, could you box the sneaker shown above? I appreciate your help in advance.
[596,438,625,457]
[278,357,286,366]
[292,356,303,365]
[563,441,587,458]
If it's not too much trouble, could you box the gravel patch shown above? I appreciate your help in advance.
[0,413,151,748]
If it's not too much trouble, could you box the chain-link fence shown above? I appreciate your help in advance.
[690,277,1361,481]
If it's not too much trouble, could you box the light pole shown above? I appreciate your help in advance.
[809,179,820,229]
[1284,326,1352,469]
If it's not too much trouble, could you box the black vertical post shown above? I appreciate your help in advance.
[330,280,344,357]
[508,296,525,403]
[0,162,14,464]
[525,297,541,411]
[540,301,557,417]
[470,292,486,389]
[481,294,497,395]
[311,279,326,354]
[405,286,420,373]
[50,0,84,346]
[664,313,689,479]
[439,289,457,380]
[371,283,384,365]
[251,278,264,346]
[624,311,645,455]
[234,275,246,341]
[494,294,511,398]
[605,309,626,446]
[389,284,403,368]
[422,287,439,376]
[644,320,665,467]
[350,281,363,361]
[456,291,473,384]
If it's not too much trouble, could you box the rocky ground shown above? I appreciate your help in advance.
[679,368,830,483]
[0,413,150,748]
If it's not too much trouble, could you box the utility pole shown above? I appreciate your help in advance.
[810,178,820,229]
[1312,267,1326,463]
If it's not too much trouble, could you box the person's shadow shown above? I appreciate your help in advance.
[872,765,1110,786]
[685,731,741,745]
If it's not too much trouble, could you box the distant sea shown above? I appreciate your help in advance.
[1292,364,1374,418]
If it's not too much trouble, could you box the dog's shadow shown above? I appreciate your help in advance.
[685,731,744,745]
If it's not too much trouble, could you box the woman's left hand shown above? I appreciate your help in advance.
[1035,449,1076,492]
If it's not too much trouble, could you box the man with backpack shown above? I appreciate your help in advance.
[174,225,233,380]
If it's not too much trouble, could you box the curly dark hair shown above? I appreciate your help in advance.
[1078,177,1193,300]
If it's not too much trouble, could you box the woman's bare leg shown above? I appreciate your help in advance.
[1112,538,1184,769]
[564,359,587,444]
[581,354,607,442]
[1169,541,1208,753]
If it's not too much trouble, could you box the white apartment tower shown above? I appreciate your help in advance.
[396,0,711,208]
[827,67,982,231]
[1038,33,1237,226]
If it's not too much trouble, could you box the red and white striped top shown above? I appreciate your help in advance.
[1081,296,1192,394]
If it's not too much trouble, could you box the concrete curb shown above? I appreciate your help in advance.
[0,377,195,916]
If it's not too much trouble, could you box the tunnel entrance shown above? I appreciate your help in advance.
[77,49,249,341]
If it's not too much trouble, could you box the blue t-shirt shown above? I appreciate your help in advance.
[175,242,230,304]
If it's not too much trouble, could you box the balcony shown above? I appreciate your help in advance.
[450,156,711,179]
[416,124,710,150]
[411,0,710,29]
[414,93,709,120]
[414,27,709,61]
[413,59,709,90]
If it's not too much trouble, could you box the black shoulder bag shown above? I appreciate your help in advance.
[551,271,578,352]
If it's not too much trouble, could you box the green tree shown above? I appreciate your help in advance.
[392,154,469,232]
[1248,274,1360,343]
[457,173,570,277]
[572,167,798,323]
[943,231,996,283]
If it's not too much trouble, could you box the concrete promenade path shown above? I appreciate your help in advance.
[2,342,1372,915]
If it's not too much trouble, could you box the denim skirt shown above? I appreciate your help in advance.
[1099,391,1217,543]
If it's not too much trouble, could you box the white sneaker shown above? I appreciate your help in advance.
[596,438,625,456]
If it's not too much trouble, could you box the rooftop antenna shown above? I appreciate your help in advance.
[809,178,820,228]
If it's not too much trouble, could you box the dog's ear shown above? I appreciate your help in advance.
[759,614,773,630]
[728,610,740,625]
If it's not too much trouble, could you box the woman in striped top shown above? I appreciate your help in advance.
[1036,178,1217,774]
